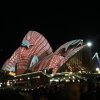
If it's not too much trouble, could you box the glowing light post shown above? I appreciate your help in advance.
[86,41,93,73]
[86,42,92,47]
[96,67,99,72]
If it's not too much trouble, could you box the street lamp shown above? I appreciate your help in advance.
[86,42,92,47]
[96,67,99,72]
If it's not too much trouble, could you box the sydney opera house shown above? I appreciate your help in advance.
[0,31,97,89]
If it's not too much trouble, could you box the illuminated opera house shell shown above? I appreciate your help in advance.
[1,31,93,75]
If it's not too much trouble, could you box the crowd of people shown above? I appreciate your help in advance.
[0,80,100,100]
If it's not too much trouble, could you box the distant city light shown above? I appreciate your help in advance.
[98,71,100,74]
[86,42,92,47]
[65,79,70,82]
[0,83,2,88]
[78,80,80,82]
[54,79,59,82]
[72,76,75,79]
[72,80,75,82]
[27,77,30,80]
[20,78,23,81]
[51,74,54,77]
[7,81,10,86]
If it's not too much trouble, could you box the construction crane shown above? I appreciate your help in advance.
[92,52,100,71]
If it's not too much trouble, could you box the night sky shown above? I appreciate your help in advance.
[1,7,100,68]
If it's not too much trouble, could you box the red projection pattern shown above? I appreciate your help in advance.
[31,53,65,74]
[31,42,84,74]
[2,31,53,74]
[2,30,84,75]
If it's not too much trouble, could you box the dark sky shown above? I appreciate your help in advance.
[1,7,100,67]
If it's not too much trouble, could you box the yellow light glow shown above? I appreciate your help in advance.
[8,72,16,76]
